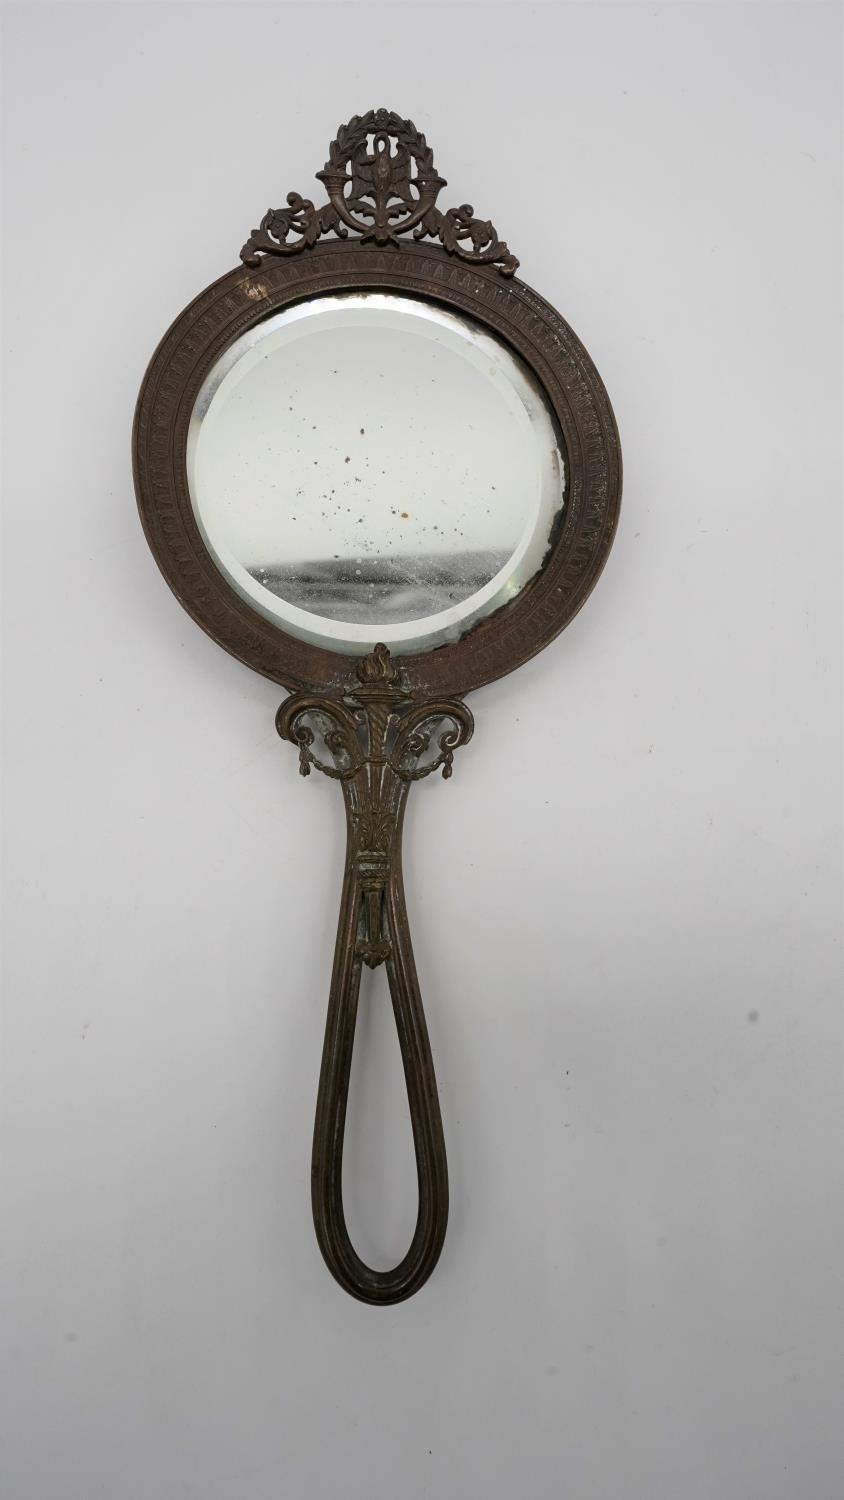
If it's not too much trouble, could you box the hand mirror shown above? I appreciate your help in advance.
[134,110,621,1303]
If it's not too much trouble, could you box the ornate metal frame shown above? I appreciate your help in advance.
[133,112,622,1305]
[241,107,519,278]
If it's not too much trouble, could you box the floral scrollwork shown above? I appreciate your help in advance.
[276,646,474,970]
[390,702,475,781]
[241,109,518,277]
[275,695,364,781]
[276,646,474,787]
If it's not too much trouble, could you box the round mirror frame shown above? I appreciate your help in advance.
[134,238,621,696]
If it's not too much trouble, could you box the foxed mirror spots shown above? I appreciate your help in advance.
[187,294,566,654]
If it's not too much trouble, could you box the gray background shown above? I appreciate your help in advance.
[1,4,841,1498]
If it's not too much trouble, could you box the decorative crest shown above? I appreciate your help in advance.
[241,109,518,277]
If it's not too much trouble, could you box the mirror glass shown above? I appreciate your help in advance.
[187,293,566,655]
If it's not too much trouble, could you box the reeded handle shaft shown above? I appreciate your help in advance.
[312,790,448,1304]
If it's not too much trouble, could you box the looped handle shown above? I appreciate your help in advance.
[312,818,448,1305]
[276,648,472,1303]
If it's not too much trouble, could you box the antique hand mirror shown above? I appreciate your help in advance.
[134,111,621,1304]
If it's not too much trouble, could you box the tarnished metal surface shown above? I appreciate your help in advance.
[277,644,472,1302]
[241,108,518,277]
[133,111,622,1303]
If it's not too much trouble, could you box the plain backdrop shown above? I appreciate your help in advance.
[1,4,842,1498]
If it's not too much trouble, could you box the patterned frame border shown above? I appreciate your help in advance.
[133,238,622,697]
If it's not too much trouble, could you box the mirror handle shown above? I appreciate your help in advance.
[311,797,449,1304]
[277,653,472,1302]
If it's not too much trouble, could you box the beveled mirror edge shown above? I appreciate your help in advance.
[133,240,621,701]
[185,291,567,657]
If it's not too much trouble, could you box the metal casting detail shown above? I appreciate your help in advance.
[275,644,473,1303]
[241,109,519,277]
[133,109,623,1305]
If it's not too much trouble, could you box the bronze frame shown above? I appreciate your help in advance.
[133,112,622,1305]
